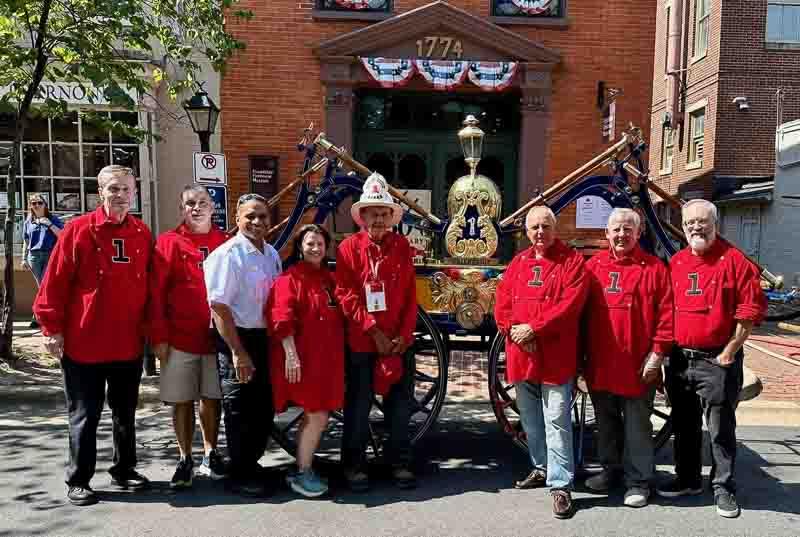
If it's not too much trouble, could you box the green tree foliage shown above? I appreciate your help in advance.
[0,0,251,360]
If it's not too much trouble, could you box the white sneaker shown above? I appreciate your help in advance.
[624,487,650,508]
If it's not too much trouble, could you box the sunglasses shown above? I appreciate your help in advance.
[30,201,44,206]
[236,193,267,207]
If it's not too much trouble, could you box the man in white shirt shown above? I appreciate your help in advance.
[204,193,282,497]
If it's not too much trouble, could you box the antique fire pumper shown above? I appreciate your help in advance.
[419,115,505,332]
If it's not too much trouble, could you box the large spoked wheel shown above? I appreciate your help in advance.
[487,332,674,460]
[765,289,800,321]
[272,306,449,461]
[487,332,527,453]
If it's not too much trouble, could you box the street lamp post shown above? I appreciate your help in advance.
[182,89,220,153]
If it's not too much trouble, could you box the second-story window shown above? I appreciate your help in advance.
[492,0,563,17]
[661,126,675,173]
[767,1,800,43]
[693,0,710,58]
[316,0,391,11]
[689,108,705,166]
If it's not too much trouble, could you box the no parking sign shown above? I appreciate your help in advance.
[193,152,227,184]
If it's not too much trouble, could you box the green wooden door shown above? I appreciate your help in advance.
[354,127,518,219]
[353,91,519,258]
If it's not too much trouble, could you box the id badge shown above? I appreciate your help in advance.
[365,282,387,313]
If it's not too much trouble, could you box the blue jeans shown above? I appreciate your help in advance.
[515,380,575,490]
[27,249,51,287]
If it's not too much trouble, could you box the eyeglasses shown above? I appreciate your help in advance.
[237,193,267,207]
[184,200,211,210]
[30,201,44,206]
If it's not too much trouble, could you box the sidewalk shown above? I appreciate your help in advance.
[0,321,161,404]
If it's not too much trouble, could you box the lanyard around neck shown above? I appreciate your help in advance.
[366,243,384,282]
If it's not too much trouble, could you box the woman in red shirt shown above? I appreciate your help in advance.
[266,224,344,497]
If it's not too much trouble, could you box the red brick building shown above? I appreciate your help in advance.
[222,0,656,248]
[649,0,800,204]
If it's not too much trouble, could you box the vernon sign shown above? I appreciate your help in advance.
[0,82,136,106]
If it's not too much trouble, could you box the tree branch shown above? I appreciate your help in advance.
[22,3,36,49]
[19,0,55,115]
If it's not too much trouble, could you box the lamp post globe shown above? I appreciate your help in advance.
[182,89,220,153]
[458,114,485,178]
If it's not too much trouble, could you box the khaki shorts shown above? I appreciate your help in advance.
[159,348,222,403]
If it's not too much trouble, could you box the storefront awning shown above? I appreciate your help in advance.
[715,181,774,205]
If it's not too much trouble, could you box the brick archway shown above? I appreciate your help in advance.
[315,1,561,199]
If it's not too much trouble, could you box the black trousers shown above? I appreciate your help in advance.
[213,327,273,482]
[342,350,412,469]
[61,355,143,487]
[665,347,744,493]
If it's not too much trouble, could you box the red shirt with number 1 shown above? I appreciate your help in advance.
[670,238,766,349]
[494,239,589,385]
[149,223,229,355]
[33,207,152,363]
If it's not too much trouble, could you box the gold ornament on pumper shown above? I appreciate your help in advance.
[444,115,502,265]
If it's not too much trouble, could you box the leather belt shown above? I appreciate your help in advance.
[679,347,724,360]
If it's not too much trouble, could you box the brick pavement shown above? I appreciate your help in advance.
[440,328,800,403]
[743,323,800,402]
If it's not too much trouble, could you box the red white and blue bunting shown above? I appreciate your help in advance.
[416,60,470,91]
[468,62,518,91]
[359,58,518,92]
[360,57,417,89]
[333,0,388,9]
[508,0,556,15]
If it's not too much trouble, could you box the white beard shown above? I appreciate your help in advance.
[689,235,714,253]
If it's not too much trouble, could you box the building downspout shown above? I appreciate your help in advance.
[667,0,684,130]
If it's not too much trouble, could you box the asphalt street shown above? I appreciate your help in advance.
[1,400,798,537]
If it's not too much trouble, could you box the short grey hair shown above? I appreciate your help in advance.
[607,208,641,229]
[179,184,212,205]
[525,206,557,228]
[682,199,718,224]
[97,164,135,189]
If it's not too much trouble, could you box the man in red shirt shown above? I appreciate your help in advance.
[34,165,152,506]
[583,208,674,508]
[656,199,766,519]
[149,185,229,489]
[494,206,589,519]
[335,173,418,492]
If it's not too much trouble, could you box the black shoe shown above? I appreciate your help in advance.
[344,467,370,493]
[110,470,150,491]
[170,457,194,489]
[656,478,703,498]
[715,489,741,518]
[515,469,547,489]
[67,485,98,506]
[229,479,268,498]
[198,450,228,480]
[392,465,417,490]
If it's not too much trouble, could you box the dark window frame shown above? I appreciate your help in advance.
[490,0,569,28]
